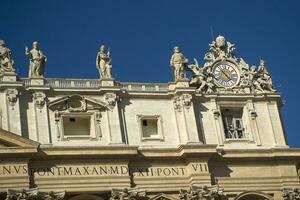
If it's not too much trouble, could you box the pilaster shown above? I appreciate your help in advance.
[105,93,124,144]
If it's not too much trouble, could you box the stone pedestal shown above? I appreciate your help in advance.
[169,79,190,90]
[2,72,17,82]
[100,78,115,87]
[30,77,45,86]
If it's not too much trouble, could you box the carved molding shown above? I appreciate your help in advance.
[179,185,224,200]
[173,94,192,112]
[6,89,18,107]
[49,95,107,113]
[110,188,147,200]
[249,109,257,120]
[105,93,118,108]
[5,188,65,200]
[213,109,220,120]
[33,92,46,110]
[283,188,300,200]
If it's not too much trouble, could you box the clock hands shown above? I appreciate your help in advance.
[220,70,231,81]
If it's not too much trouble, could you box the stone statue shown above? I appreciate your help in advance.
[0,40,15,73]
[170,46,188,81]
[25,41,47,78]
[96,45,112,79]
[188,59,215,93]
[256,59,276,92]
[208,35,236,60]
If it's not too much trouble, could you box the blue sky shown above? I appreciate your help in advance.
[0,0,299,147]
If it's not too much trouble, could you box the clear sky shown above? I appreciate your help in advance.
[0,0,299,147]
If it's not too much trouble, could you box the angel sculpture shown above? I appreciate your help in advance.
[188,59,214,93]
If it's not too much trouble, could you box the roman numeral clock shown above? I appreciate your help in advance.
[212,62,240,88]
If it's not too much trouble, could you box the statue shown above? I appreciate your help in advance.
[170,46,188,81]
[96,45,112,79]
[256,59,276,92]
[187,58,215,93]
[208,35,236,60]
[0,40,15,73]
[25,41,47,78]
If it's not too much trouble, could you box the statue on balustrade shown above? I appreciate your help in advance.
[96,45,112,79]
[0,40,15,74]
[25,41,47,78]
[170,46,188,81]
[256,59,276,92]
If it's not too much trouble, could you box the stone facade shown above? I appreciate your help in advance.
[0,37,299,200]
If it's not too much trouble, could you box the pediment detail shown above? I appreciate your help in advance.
[48,95,109,112]
[0,129,39,148]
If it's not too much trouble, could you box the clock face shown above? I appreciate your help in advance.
[213,63,240,88]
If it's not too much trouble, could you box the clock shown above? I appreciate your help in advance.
[213,63,240,88]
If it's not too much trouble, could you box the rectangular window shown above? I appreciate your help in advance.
[137,115,164,141]
[221,108,246,139]
[63,116,91,136]
[142,118,158,138]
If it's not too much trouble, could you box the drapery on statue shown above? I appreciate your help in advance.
[25,41,47,78]
[256,59,276,92]
[96,45,112,79]
[170,46,188,81]
[0,39,15,73]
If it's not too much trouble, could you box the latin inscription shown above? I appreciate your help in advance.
[0,163,208,177]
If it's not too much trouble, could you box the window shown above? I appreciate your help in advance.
[142,119,158,138]
[221,108,246,139]
[63,116,91,136]
[137,115,164,141]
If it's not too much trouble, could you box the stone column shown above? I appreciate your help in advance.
[210,98,225,146]
[173,93,199,144]
[32,91,50,144]
[4,88,22,135]
[246,100,262,146]
[105,93,124,144]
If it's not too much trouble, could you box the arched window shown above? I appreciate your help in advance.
[235,191,273,200]
[68,194,104,200]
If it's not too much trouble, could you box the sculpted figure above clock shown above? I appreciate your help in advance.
[170,35,276,94]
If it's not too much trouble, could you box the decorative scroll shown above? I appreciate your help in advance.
[33,92,46,110]
[110,188,147,200]
[179,185,224,200]
[4,188,65,200]
[173,94,192,112]
[6,89,18,107]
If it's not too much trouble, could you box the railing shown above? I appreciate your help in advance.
[19,78,169,91]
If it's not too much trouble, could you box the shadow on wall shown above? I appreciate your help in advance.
[193,102,209,144]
